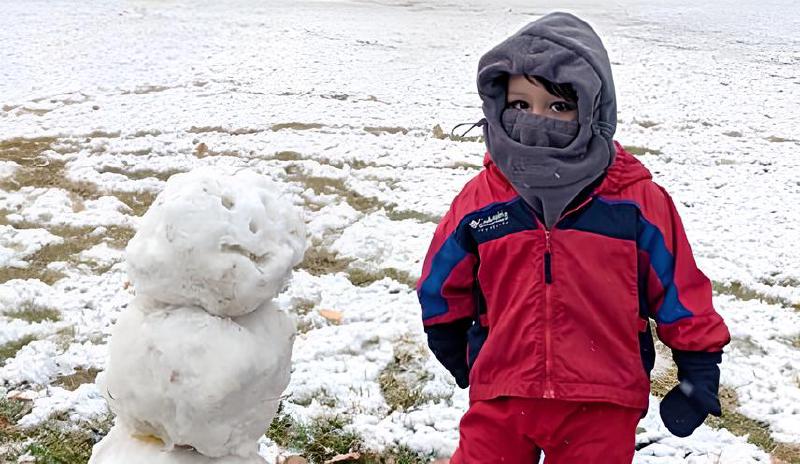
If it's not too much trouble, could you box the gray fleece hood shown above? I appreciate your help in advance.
[478,12,617,228]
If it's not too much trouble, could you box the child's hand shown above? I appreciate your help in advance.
[659,350,723,437]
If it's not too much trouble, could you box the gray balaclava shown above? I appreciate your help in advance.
[478,12,617,229]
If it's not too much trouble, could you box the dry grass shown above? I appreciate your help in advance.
[364,126,409,136]
[53,367,102,391]
[0,222,134,283]
[347,268,417,289]
[624,145,663,156]
[704,387,800,462]
[285,168,385,214]
[298,247,352,276]
[384,208,441,224]
[378,341,432,413]
[649,364,678,398]
[111,189,158,217]
[431,124,483,143]
[4,303,61,323]
[713,280,799,311]
[0,334,38,365]
[272,122,325,132]
[97,166,185,182]
[0,137,99,198]
[765,135,798,143]
[635,119,660,129]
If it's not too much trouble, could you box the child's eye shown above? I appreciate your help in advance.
[550,101,576,113]
[507,100,529,110]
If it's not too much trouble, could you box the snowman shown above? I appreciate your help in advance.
[90,167,307,463]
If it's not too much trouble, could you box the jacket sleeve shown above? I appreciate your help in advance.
[636,184,730,352]
[417,200,478,387]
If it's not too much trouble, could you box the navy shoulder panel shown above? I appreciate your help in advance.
[557,196,638,241]
[461,197,537,246]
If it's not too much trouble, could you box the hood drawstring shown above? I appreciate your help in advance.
[450,119,487,139]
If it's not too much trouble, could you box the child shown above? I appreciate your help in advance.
[417,12,730,463]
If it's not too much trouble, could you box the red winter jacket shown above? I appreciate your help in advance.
[417,143,730,409]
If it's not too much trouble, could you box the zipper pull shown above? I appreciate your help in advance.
[544,230,552,284]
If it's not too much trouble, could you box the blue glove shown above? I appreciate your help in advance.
[659,350,723,437]
[425,320,472,388]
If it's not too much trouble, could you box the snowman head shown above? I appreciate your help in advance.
[126,167,307,317]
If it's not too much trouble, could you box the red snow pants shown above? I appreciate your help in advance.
[450,397,642,464]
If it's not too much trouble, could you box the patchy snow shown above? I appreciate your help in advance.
[0,225,63,268]
[17,383,108,428]
[0,188,136,229]
[0,160,19,180]
[1,0,798,462]
[330,211,434,277]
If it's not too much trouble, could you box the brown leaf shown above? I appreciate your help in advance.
[318,309,343,324]
[324,452,361,463]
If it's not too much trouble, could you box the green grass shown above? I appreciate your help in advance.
[267,411,362,463]
[4,415,113,464]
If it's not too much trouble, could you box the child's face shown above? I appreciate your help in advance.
[506,75,578,122]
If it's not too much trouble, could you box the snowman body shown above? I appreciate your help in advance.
[90,168,306,463]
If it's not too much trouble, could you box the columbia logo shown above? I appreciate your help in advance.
[470,211,509,230]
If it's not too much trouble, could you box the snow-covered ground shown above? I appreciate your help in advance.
[1,0,799,462]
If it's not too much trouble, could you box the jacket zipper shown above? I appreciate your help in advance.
[544,229,554,398]
[541,194,594,400]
